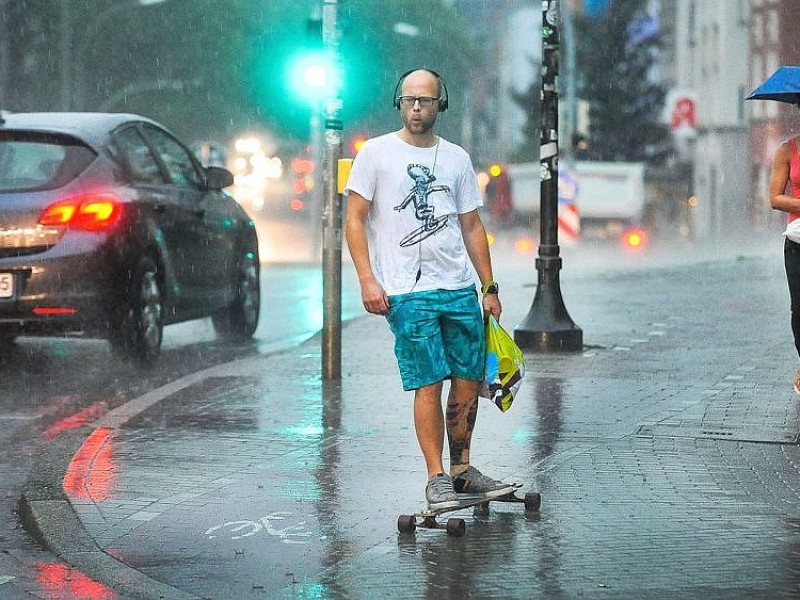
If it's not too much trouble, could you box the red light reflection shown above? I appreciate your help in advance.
[63,427,116,502]
[41,402,108,441]
[35,562,115,599]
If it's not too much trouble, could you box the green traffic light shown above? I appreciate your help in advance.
[289,51,331,104]
[303,64,327,89]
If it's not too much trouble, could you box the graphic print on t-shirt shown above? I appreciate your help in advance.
[394,163,451,247]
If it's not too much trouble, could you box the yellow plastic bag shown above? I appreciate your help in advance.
[480,315,525,412]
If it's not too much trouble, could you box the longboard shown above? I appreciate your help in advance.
[397,484,541,536]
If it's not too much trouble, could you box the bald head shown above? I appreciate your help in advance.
[401,69,442,99]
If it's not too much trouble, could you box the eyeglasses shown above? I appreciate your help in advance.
[397,96,439,108]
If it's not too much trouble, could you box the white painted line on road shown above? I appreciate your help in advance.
[0,575,14,585]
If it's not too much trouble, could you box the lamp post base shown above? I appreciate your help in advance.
[514,326,583,353]
[514,256,583,353]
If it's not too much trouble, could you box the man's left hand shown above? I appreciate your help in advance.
[482,292,501,322]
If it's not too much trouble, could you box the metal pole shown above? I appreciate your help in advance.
[321,0,343,379]
[514,0,582,352]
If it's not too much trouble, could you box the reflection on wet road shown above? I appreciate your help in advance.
[0,255,362,600]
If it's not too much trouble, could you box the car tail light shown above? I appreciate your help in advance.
[621,228,648,253]
[39,194,123,232]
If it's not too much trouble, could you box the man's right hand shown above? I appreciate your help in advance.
[361,279,390,315]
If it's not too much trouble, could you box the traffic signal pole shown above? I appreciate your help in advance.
[514,0,582,352]
[321,0,343,379]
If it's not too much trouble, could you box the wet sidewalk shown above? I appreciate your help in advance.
[20,239,800,599]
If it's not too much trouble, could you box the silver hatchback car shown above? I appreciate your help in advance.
[0,112,260,365]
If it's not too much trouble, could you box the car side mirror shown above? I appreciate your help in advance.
[205,165,234,190]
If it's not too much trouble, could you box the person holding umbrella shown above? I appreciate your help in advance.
[749,66,800,393]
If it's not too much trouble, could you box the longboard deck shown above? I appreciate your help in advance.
[398,485,541,536]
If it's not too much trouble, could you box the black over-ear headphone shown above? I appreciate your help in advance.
[392,68,449,113]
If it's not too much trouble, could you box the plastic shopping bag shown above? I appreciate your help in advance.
[480,315,525,412]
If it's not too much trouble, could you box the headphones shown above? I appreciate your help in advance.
[392,68,449,113]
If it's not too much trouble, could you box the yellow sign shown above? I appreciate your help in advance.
[337,159,353,195]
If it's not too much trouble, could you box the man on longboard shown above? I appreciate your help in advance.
[345,68,516,510]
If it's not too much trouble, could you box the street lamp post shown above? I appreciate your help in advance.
[514,0,582,352]
[321,0,343,380]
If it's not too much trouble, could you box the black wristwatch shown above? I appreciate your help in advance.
[481,280,499,295]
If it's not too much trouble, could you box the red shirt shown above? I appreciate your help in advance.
[788,138,800,223]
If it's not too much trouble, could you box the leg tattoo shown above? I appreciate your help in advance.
[446,387,479,475]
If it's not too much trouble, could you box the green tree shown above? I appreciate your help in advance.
[4,0,478,149]
[575,0,670,163]
[509,61,542,163]
[75,0,254,143]
[4,0,255,144]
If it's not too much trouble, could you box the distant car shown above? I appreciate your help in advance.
[0,112,260,365]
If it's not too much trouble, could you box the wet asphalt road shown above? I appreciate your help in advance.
[7,232,800,599]
[0,257,362,599]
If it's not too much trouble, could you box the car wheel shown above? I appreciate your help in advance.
[110,257,164,366]
[212,247,260,341]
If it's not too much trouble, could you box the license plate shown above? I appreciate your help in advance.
[0,273,13,299]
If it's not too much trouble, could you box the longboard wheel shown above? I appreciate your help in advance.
[446,518,466,536]
[524,492,542,512]
[398,515,417,534]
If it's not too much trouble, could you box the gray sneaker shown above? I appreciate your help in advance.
[452,466,515,498]
[425,473,459,510]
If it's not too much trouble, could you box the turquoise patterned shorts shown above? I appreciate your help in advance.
[386,286,485,391]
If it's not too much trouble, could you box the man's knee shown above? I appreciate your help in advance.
[449,378,480,399]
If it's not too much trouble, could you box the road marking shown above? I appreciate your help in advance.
[205,512,312,545]
[0,575,14,585]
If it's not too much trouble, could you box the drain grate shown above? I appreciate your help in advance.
[637,422,800,445]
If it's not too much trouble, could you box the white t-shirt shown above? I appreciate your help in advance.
[344,132,483,296]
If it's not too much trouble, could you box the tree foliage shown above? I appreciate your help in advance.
[3,0,477,149]
[509,62,542,163]
[246,0,477,143]
[574,0,671,163]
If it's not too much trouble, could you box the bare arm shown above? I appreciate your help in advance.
[344,191,389,315]
[769,141,800,213]
[459,209,501,321]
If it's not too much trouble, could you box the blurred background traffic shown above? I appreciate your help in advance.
[0,0,796,259]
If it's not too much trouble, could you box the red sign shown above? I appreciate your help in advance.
[671,97,697,130]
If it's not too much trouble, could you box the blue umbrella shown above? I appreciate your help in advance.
[747,66,800,104]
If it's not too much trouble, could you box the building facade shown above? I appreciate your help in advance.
[748,0,800,234]
[673,0,750,241]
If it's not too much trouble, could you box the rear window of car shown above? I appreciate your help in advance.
[0,132,96,192]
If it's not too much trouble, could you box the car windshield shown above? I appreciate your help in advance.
[0,133,96,192]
